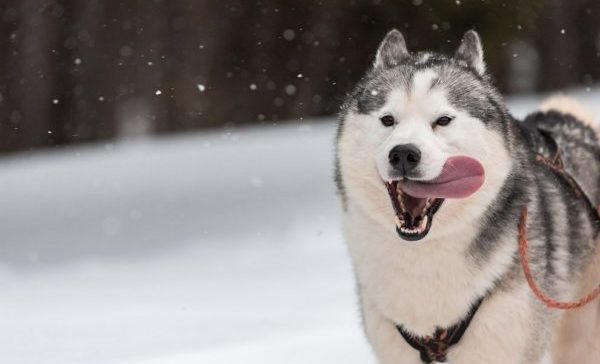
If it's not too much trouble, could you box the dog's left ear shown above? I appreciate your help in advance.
[454,30,485,75]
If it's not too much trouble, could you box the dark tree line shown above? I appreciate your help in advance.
[1,0,600,153]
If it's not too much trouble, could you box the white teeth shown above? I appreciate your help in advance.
[399,215,429,235]
[419,215,428,230]
[396,190,405,208]
[400,227,417,234]
[395,216,404,227]
[393,189,435,236]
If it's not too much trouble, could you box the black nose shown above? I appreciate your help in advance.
[388,144,421,174]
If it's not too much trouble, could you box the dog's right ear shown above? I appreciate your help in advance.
[374,29,409,69]
[454,30,485,75]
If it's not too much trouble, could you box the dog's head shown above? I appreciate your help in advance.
[337,30,513,242]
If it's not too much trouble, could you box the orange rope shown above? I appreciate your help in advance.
[519,207,600,310]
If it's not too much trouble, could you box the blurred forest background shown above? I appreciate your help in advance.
[1,0,599,154]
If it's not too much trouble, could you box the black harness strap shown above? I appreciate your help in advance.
[396,297,484,363]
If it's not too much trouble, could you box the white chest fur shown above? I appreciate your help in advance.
[343,206,516,335]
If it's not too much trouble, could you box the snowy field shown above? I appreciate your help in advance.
[1,89,599,364]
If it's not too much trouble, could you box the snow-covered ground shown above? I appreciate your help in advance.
[1,89,599,364]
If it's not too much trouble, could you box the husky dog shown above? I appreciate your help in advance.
[335,30,600,364]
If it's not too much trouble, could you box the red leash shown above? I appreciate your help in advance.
[519,207,600,309]
[518,150,600,310]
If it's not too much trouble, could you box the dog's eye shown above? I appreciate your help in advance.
[380,115,395,127]
[434,116,453,127]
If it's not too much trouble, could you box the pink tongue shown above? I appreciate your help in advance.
[399,156,485,199]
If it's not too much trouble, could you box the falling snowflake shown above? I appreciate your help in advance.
[283,29,296,41]
[285,84,296,96]
[120,46,133,57]
[155,90,162,96]
[74,58,82,65]
[249,83,257,90]
[197,84,206,92]
[53,99,59,104]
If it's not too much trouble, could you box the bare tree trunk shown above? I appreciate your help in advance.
[56,0,117,144]
[574,2,600,87]
[0,0,22,152]
[535,0,579,90]
[294,1,344,120]
[0,0,59,152]
[167,0,261,130]
[137,0,172,134]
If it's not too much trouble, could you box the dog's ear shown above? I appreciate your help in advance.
[374,29,409,69]
[454,30,485,75]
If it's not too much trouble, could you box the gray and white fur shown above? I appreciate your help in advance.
[335,29,600,364]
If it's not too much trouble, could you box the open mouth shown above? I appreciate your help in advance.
[382,156,486,242]
[385,181,444,241]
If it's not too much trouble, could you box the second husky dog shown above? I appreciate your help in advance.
[336,30,600,364]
